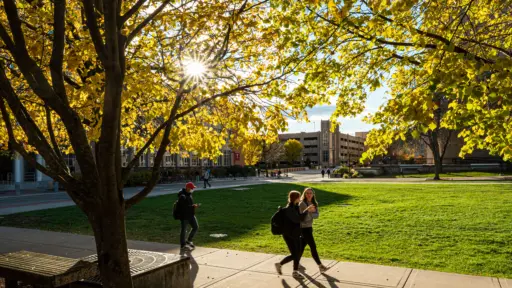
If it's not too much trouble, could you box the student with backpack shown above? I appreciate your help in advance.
[203,169,211,189]
[299,188,329,273]
[175,182,200,251]
[321,169,325,178]
[326,168,331,178]
[274,190,316,279]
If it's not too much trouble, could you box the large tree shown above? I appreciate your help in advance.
[271,0,512,162]
[0,0,323,286]
[363,92,454,180]
[284,138,303,166]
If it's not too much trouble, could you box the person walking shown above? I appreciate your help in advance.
[275,190,316,279]
[321,169,325,178]
[203,169,211,188]
[177,182,200,251]
[326,168,331,178]
[299,188,329,273]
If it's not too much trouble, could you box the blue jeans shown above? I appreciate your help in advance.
[180,216,199,247]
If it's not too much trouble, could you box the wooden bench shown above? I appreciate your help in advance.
[0,251,98,288]
[71,249,191,288]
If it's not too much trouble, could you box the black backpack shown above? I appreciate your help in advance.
[172,199,181,220]
[271,206,286,235]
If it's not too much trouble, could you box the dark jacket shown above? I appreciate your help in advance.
[282,204,308,238]
[177,189,195,219]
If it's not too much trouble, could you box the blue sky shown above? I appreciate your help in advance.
[286,87,389,135]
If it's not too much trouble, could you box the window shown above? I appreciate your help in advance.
[139,156,145,167]
[304,153,318,157]
[304,137,318,141]
[216,155,222,166]
[191,155,198,166]
[322,132,328,147]
[304,145,318,149]
[223,150,232,166]
[181,157,190,166]
[148,154,154,167]
[322,150,329,162]
[164,155,172,167]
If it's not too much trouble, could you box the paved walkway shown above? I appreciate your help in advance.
[0,227,509,288]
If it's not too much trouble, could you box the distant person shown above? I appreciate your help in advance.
[275,190,315,279]
[321,169,325,178]
[327,168,331,178]
[177,182,200,251]
[203,169,211,189]
[299,188,329,273]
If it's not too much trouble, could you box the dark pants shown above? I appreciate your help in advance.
[180,216,199,247]
[280,235,301,270]
[204,178,211,188]
[300,227,322,265]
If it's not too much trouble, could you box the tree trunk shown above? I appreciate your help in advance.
[89,199,133,288]
[430,131,442,180]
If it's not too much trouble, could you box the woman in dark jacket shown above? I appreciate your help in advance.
[275,190,315,279]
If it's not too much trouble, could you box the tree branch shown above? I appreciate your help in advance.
[49,0,68,104]
[46,105,64,160]
[119,0,147,27]
[126,0,172,46]
[125,89,186,209]
[63,74,82,89]
[440,129,453,160]
[83,0,107,64]
[3,0,28,49]
[0,63,70,177]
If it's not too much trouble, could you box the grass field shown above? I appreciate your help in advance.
[1,183,512,278]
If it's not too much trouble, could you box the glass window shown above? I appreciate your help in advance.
[322,150,329,162]
[223,150,232,166]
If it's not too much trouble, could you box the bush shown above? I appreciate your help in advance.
[212,167,227,178]
[333,167,350,175]
[352,171,360,178]
[343,173,350,179]
[126,170,153,187]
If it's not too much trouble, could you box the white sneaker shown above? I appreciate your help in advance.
[274,263,282,275]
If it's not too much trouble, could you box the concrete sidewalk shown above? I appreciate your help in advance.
[0,227,509,288]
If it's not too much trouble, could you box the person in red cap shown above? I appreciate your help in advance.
[177,182,200,250]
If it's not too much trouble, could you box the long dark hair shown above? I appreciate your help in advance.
[287,190,301,206]
[301,187,318,207]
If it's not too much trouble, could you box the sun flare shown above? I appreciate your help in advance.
[184,60,207,77]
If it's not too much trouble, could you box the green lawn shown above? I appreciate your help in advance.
[398,171,511,178]
[1,183,512,278]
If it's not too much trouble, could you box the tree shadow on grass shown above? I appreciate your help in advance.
[187,183,352,247]
[0,183,352,255]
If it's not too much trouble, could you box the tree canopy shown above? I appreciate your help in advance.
[271,0,512,161]
[284,138,303,164]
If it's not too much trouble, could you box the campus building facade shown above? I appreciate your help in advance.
[278,120,367,167]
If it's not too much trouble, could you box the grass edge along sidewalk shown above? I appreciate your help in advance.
[1,182,511,278]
